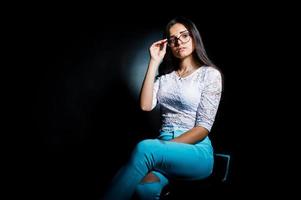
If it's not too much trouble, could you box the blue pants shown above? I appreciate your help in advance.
[103,129,214,200]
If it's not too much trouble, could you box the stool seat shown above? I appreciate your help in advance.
[160,153,231,199]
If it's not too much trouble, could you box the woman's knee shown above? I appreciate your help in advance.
[134,181,163,200]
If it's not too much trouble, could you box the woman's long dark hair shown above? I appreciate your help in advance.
[158,17,218,76]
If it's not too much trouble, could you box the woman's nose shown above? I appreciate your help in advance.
[175,39,183,46]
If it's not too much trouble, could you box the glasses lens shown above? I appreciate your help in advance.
[180,32,190,43]
[168,32,190,47]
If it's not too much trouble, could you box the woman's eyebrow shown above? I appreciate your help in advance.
[169,30,188,38]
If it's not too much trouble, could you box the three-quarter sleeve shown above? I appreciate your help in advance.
[151,76,160,110]
[195,68,222,132]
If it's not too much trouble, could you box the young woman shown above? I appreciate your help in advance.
[103,16,222,200]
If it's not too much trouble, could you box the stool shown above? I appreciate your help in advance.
[160,153,231,199]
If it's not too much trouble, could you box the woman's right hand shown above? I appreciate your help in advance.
[149,39,167,64]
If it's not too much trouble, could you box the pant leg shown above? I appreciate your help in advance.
[103,138,213,200]
[134,171,169,200]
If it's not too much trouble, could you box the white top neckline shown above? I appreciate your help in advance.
[173,66,203,80]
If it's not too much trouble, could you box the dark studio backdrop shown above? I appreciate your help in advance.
[11,7,294,200]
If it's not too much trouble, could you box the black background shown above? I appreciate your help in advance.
[7,4,296,200]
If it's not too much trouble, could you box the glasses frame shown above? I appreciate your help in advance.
[167,31,191,47]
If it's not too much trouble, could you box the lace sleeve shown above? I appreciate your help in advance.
[195,68,222,132]
[151,76,160,110]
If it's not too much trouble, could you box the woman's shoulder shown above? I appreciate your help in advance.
[195,66,222,87]
[156,70,175,80]
[202,65,221,73]
[202,66,222,79]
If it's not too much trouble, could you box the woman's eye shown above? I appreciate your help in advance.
[182,33,189,38]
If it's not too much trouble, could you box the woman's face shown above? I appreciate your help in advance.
[168,23,195,59]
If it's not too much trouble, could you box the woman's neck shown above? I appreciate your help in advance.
[178,57,200,72]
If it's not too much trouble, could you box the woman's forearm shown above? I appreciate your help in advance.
[170,126,209,144]
[139,59,160,111]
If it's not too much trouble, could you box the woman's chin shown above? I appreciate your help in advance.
[175,52,189,59]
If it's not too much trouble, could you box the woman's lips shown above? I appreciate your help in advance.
[177,47,186,52]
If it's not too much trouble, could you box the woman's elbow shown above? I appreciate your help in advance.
[140,104,153,112]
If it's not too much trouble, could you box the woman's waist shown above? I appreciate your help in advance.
[159,124,191,132]
[161,117,195,128]
[158,129,212,147]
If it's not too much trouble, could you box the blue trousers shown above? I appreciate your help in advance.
[103,129,214,200]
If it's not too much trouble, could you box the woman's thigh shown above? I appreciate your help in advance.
[140,139,213,180]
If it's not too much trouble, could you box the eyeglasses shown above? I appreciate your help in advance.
[167,31,191,47]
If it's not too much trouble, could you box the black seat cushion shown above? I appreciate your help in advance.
[160,153,231,199]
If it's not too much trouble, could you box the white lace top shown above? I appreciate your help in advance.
[152,66,222,132]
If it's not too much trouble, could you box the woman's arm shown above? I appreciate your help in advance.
[139,39,167,111]
[139,59,160,111]
[170,126,209,144]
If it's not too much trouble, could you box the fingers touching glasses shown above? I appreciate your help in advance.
[167,31,191,47]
